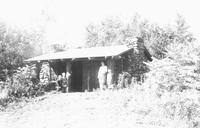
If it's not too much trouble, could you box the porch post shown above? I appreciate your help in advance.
[35,62,41,81]
[48,62,52,81]
[87,62,91,91]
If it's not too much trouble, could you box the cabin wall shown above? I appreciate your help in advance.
[113,53,132,84]
[114,58,123,82]
[81,59,117,91]
[35,62,42,80]
[82,61,100,91]
[107,59,116,84]
[122,52,131,72]
[82,61,90,91]
[43,56,131,91]
[71,61,83,92]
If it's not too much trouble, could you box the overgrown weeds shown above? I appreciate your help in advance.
[142,41,200,128]
[0,64,50,110]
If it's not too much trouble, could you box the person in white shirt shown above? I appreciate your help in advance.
[66,71,71,92]
[98,61,108,90]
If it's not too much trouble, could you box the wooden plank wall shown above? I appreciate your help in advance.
[82,59,118,91]
[114,59,123,83]
[107,59,115,84]
[90,61,100,90]
[82,61,90,91]
[47,58,124,91]
[82,61,101,91]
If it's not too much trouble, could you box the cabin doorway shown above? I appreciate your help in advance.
[71,61,83,92]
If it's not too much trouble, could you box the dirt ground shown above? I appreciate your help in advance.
[0,89,183,128]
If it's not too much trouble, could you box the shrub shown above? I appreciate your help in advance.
[39,63,50,86]
[117,72,132,89]
[40,62,57,84]
[0,65,46,109]
[161,90,200,127]
[39,62,57,92]
[10,65,46,98]
[143,41,200,127]
[145,41,200,95]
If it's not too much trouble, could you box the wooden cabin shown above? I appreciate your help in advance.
[26,43,152,92]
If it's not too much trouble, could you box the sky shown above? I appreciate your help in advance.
[0,0,199,47]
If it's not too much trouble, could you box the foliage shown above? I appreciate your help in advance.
[86,17,125,47]
[39,62,57,92]
[86,16,142,47]
[39,63,50,85]
[117,72,132,89]
[0,65,45,108]
[0,62,59,109]
[145,41,200,95]
[142,40,200,127]
[116,71,146,90]
[40,62,57,84]
[161,90,200,127]
[50,44,67,53]
[142,15,195,59]
[86,14,195,59]
[0,22,44,81]
[85,14,195,83]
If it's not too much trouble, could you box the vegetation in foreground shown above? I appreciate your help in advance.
[1,14,200,128]
[1,88,199,128]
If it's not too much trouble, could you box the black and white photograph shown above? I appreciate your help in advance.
[0,0,200,128]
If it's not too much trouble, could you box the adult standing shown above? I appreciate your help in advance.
[66,71,71,92]
[98,61,108,90]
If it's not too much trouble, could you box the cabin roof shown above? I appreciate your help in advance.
[25,45,133,62]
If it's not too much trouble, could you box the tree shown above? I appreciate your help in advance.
[86,17,124,47]
[0,22,44,81]
[85,16,152,78]
[50,44,67,53]
[142,15,195,59]
[85,14,195,59]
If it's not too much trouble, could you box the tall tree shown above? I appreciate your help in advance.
[85,14,195,59]
[0,22,44,81]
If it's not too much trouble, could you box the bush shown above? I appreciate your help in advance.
[161,90,200,127]
[10,65,45,97]
[40,62,57,85]
[145,41,200,95]
[117,72,131,89]
[0,65,46,109]
[142,41,200,127]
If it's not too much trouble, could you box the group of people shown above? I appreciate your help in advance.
[56,61,112,92]
[98,61,113,90]
[57,72,71,93]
